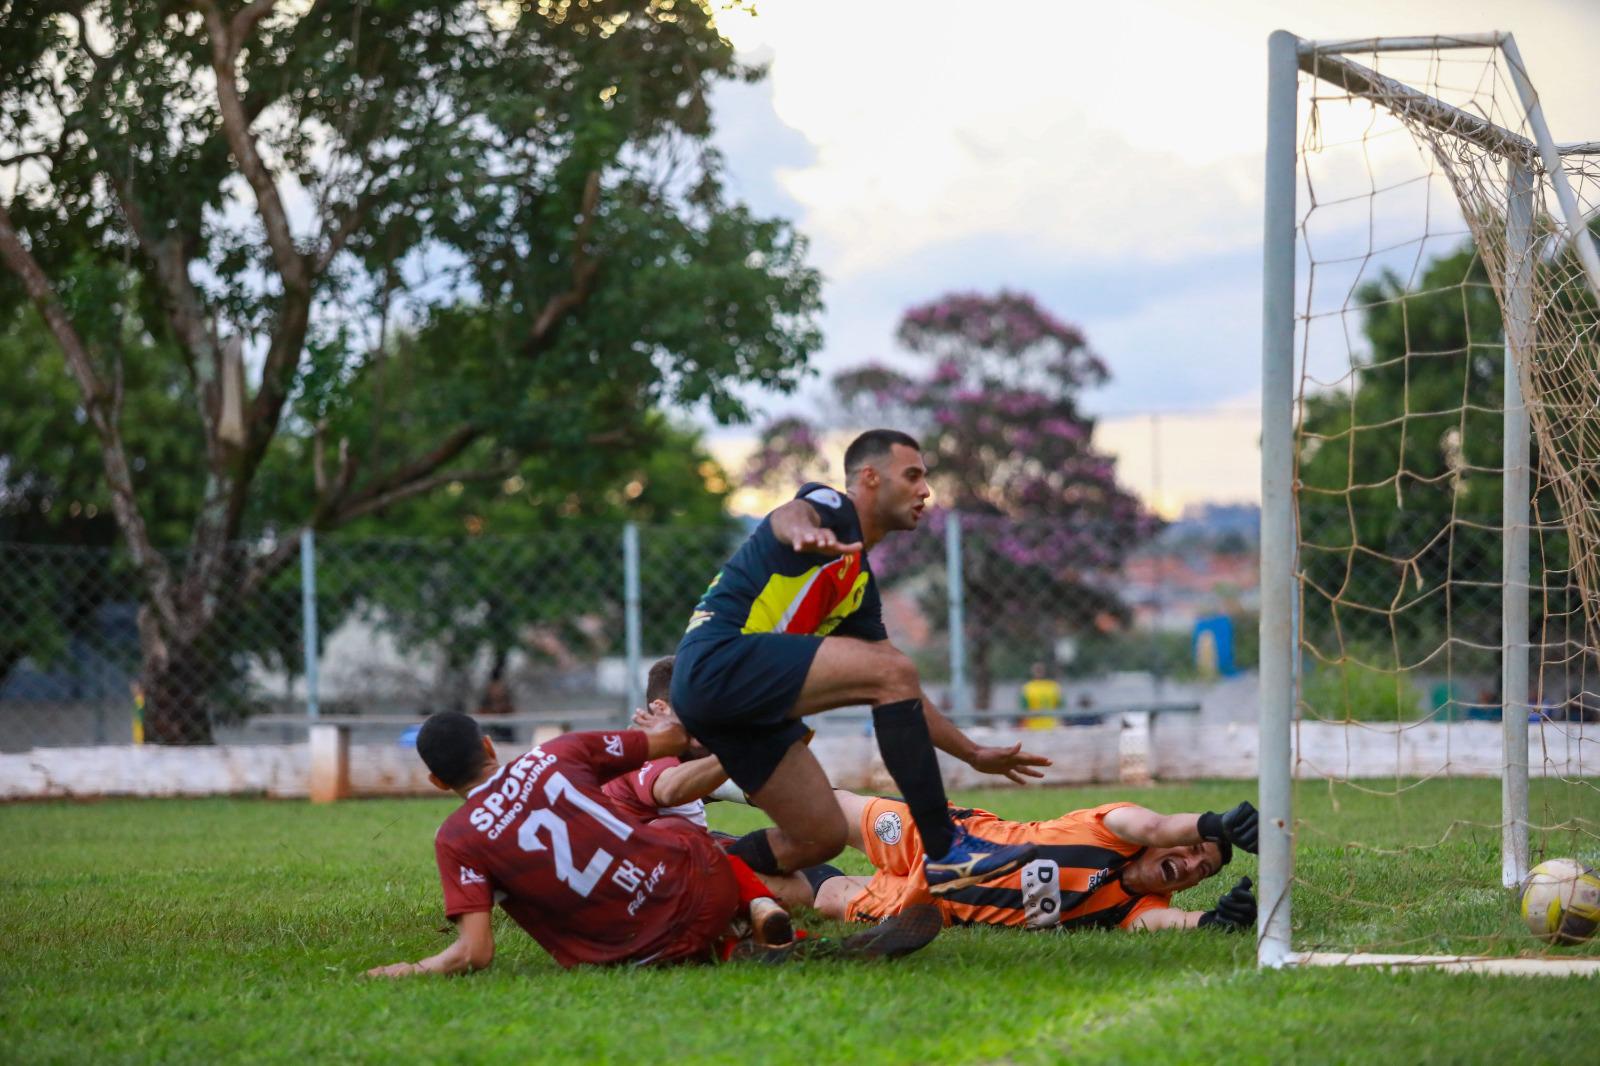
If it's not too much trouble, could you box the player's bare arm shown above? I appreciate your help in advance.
[628,700,730,804]
[917,688,1051,784]
[768,499,862,556]
[1131,877,1257,933]
[651,754,730,807]
[365,909,494,978]
[1103,801,1258,853]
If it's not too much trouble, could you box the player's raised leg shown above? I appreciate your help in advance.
[725,634,1037,894]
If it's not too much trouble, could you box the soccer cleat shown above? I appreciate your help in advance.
[748,896,795,948]
[739,904,941,965]
[923,829,1036,895]
[835,903,942,959]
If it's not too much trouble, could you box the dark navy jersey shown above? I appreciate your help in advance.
[682,483,887,643]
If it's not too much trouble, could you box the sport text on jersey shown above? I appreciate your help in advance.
[469,747,558,839]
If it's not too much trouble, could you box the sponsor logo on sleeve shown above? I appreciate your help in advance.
[873,810,903,845]
[803,486,843,509]
[605,734,625,757]
[459,865,486,886]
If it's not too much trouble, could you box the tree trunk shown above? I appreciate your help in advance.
[138,626,217,745]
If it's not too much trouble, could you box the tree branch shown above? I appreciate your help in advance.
[231,0,279,41]
[198,0,308,297]
[109,175,229,459]
[0,199,180,631]
[349,423,482,507]
[334,466,507,526]
[524,170,602,357]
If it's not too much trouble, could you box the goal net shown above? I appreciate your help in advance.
[1260,32,1600,970]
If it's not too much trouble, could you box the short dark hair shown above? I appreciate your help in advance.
[646,655,674,704]
[843,429,921,481]
[416,711,489,789]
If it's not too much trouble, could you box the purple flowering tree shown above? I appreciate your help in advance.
[747,290,1159,708]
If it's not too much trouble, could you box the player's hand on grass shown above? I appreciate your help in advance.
[365,961,426,978]
[1198,801,1259,854]
[789,527,862,557]
[1197,876,1256,932]
[633,699,689,754]
[967,742,1052,785]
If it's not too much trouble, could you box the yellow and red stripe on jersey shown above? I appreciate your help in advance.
[739,551,870,636]
[844,798,1170,931]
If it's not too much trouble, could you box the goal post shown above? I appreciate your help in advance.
[1258,30,1600,972]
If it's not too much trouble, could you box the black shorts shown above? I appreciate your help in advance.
[670,629,821,793]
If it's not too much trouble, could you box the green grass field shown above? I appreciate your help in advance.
[4,780,1598,1065]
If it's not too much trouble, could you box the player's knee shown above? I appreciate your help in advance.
[786,812,848,869]
[875,649,921,704]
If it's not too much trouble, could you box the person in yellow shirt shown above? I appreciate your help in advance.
[1018,662,1062,730]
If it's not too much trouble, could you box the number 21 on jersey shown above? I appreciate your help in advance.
[516,772,634,897]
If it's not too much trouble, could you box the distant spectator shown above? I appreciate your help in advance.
[1018,662,1063,730]
[477,665,516,743]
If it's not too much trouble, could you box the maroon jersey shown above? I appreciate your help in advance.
[600,756,709,828]
[433,731,726,968]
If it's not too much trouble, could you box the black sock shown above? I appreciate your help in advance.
[800,862,845,897]
[728,828,781,875]
[871,698,955,858]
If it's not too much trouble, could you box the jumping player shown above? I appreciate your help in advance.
[768,791,1259,934]
[671,429,1051,893]
[365,707,795,976]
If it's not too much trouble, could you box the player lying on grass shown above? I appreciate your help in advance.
[365,707,798,976]
[761,790,1259,933]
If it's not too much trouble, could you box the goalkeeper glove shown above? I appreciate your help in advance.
[1198,800,1259,858]
[1197,876,1256,932]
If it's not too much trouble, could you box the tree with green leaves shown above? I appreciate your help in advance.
[747,291,1157,708]
[1295,245,1506,680]
[0,1,820,741]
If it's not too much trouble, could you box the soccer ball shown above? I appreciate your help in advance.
[1520,858,1600,945]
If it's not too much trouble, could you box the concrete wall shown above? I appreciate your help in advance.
[0,742,435,800]
[0,723,1127,800]
[1149,717,1600,780]
[6,718,1593,800]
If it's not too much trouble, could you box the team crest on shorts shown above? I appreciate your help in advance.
[873,810,903,845]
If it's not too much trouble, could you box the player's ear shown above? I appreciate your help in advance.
[427,772,451,793]
[649,698,670,715]
[481,735,498,764]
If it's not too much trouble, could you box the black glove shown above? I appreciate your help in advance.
[1198,801,1259,855]
[1198,876,1256,932]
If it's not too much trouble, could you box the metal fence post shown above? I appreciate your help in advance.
[945,511,970,722]
[300,528,320,721]
[1257,28,1300,969]
[623,522,643,714]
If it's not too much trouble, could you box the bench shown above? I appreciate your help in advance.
[248,712,619,802]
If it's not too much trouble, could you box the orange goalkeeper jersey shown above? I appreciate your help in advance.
[846,798,1170,930]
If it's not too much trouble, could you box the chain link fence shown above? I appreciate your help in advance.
[1,512,1259,750]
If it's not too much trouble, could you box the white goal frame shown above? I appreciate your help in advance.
[1258,30,1600,974]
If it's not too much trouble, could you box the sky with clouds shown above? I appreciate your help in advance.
[697,0,1600,514]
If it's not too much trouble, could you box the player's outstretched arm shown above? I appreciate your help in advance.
[919,689,1051,784]
[768,499,862,557]
[1130,879,1257,933]
[651,753,730,807]
[365,911,495,978]
[1102,805,1203,847]
[1102,801,1258,853]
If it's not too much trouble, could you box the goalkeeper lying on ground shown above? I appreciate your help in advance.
[754,790,1259,933]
